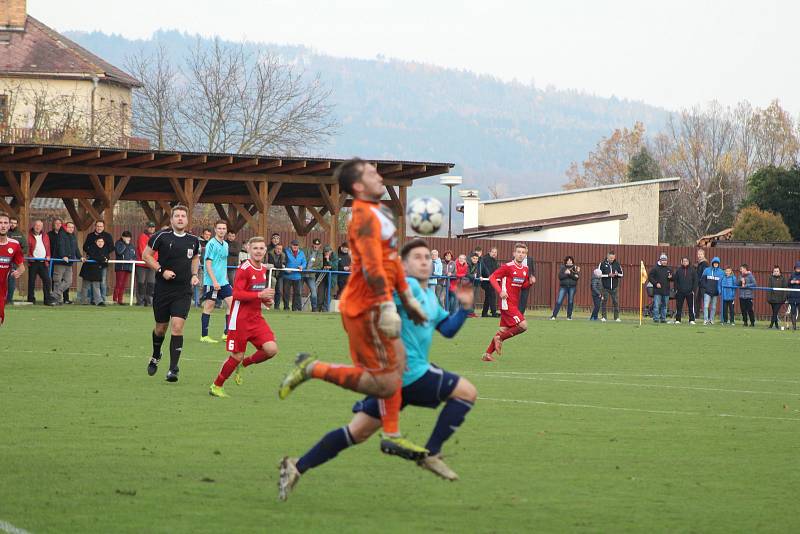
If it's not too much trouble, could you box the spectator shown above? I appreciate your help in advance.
[551,256,580,320]
[738,264,756,327]
[27,219,56,306]
[695,249,709,318]
[719,266,737,326]
[701,257,723,325]
[787,261,800,330]
[6,216,27,302]
[467,252,481,317]
[196,228,213,307]
[284,239,306,311]
[673,257,698,324]
[226,230,242,282]
[431,249,444,303]
[47,218,62,294]
[53,221,81,304]
[304,238,324,311]
[590,268,604,321]
[268,233,281,253]
[440,250,454,307]
[136,222,157,306]
[598,251,623,322]
[80,237,109,306]
[113,231,136,305]
[317,246,334,312]
[82,220,113,304]
[767,265,787,329]
[268,243,288,310]
[449,254,469,312]
[648,253,672,324]
[336,243,351,298]
[518,249,535,314]
[479,247,499,318]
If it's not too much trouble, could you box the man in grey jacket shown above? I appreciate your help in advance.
[53,221,82,304]
[738,264,757,327]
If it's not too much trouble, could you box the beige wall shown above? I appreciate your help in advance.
[0,76,132,140]
[478,181,663,245]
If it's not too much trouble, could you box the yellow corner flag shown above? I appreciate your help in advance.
[639,261,647,326]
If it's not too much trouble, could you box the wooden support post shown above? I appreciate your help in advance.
[103,175,116,294]
[256,180,269,238]
[328,183,340,247]
[18,171,30,298]
[183,178,194,231]
[398,185,407,243]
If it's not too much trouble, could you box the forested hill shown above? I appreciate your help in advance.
[65,29,669,195]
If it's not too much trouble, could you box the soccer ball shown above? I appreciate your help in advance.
[407,197,444,235]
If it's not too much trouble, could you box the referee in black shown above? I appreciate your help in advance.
[142,205,201,382]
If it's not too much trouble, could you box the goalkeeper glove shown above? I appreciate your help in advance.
[377,300,402,338]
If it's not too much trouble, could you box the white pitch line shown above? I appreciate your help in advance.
[479,396,800,423]
[0,520,32,534]
[481,371,800,385]
[477,373,800,397]
[0,349,220,363]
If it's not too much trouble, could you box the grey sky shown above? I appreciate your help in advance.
[31,0,800,114]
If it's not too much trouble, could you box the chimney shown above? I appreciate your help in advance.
[459,189,480,230]
[0,0,26,31]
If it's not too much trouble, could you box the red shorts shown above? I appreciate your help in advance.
[500,310,524,328]
[226,320,275,354]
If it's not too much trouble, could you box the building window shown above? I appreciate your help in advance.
[0,94,8,128]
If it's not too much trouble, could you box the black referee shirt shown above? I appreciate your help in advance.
[148,229,200,290]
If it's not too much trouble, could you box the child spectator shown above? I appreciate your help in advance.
[738,264,756,327]
[80,237,110,306]
[719,266,737,325]
[787,261,800,330]
[113,231,137,305]
[766,265,787,329]
[316,246,334,312]
[590,268,604,321]
[701,257,723,325]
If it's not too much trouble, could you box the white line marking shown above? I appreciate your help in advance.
[481,370,800,385]
[0,349,220,363]
[0,519,32,534]
[477,373,800,397]
[479,396,800,423]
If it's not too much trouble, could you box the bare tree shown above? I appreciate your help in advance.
[563,122,646,189]
[125,45,180,150]
[486,182,508,199]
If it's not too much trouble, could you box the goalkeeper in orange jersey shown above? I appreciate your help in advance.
[279,158,429,460]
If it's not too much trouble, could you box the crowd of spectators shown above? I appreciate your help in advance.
[6,216,800,329]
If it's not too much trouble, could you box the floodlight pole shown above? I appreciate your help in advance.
[440,175,463,239]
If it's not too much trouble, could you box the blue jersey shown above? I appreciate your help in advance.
[394,277,449,386]
[203,237,229,286]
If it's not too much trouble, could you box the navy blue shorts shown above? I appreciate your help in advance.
[202,284,232,301]
[352,365,461,419]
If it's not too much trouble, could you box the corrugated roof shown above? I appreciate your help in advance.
[0,16,141,87]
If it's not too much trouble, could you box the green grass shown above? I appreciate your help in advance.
[1,305,799,533]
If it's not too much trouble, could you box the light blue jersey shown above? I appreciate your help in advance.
[394,277,449,386]
[203,237,229,286]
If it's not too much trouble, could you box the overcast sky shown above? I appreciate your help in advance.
[31,0,800,115]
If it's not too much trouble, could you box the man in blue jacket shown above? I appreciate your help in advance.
[701,256,723,325]
[284,239,307,311]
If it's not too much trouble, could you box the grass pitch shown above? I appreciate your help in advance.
[1,305,798,533]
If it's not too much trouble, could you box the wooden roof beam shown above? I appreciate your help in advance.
[250,159,282,172]
[87,152,128,166]
[0,147,13,157]
[275,160,307,173]
[57,150,101,164]
[191,156,233,170]
[294,161,331,175]
[165,155,207,169]
[2,147,43,162]
[139,154,181,168]
[218,158,259,172]
[114,153,155,167]
[29,149,71,163]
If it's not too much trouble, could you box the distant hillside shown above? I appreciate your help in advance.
[64,29,670,195]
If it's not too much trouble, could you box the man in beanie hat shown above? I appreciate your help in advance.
[647,253,673,324]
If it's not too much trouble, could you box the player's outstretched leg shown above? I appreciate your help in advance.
[278,457,301,501]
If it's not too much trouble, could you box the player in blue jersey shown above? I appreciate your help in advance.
[278,238,476,501]
[200,221,233,343]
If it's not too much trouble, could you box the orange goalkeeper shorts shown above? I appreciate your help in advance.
[341,307,398,374]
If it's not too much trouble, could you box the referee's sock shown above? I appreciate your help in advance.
[201,313,210,337]
[169,335,184,370]
[152,331,165,360]
[426,398,473,456]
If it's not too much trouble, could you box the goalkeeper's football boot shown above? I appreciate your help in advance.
[209,384,229,398]
[200,336,219,344]
[278,457,301,502]
[418,454,459,481]
[278,353,314,400]
[166,367,179,383]
[233,363,243,386]
[380,434,428,461]
[147,355,161,376]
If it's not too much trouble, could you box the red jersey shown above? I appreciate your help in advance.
[227,260,268,331]
[0,238,24,324]
[339,198,408,318]
[490,260,531,312]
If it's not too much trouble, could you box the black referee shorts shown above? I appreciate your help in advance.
[153,288,192,324]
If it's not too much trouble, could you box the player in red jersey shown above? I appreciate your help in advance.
[209,236,278,397]
[482,243,534,362]
[0,212,25,326]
